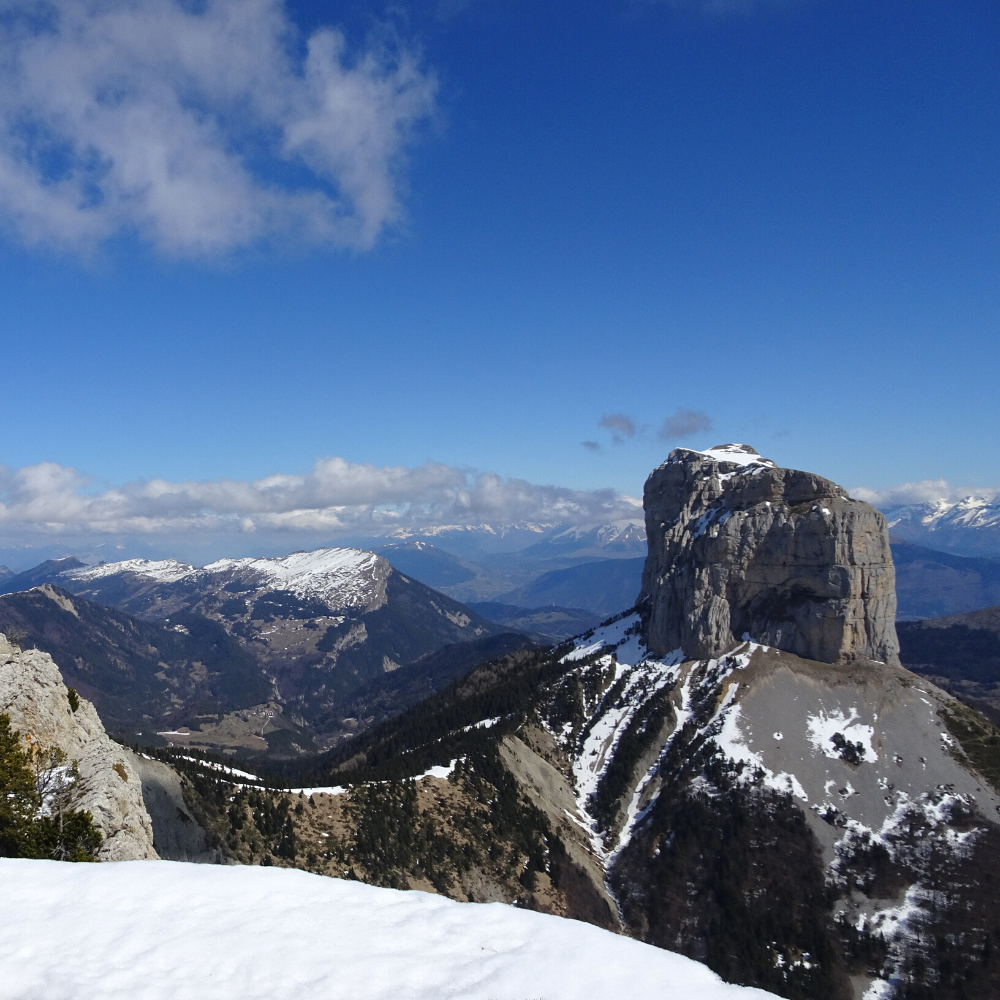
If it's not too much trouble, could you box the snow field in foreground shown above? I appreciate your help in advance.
[0,859,778,1000]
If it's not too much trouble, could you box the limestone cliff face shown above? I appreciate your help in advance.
[0,634,157,860]
[639,444,900,665]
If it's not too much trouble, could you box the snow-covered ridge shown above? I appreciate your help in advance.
[65,558,197,584]
[0,859,778,1000]
[547,518,646,544]
[60,547,386,609]
[204,548,384,606]
[877,492,1000,555]
[884,494,1000,531]
[385,521,554,539]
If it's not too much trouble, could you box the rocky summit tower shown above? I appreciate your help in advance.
[639,443,900,665]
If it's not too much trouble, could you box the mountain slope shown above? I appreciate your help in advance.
[275,606,1000,999]
[31,548,514,745]
[0,556,87,594]
[898,604,1000,724]
[0,585,272,738]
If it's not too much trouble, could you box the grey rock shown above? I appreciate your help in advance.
[0,633,157,860]
[640,444,900,665]
[132,754,228,863]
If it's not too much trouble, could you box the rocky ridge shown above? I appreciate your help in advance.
[640,444,899,665]
[0,633,157,860]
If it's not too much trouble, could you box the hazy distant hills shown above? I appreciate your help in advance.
[465,602,600,642]
[353,520,648,608]
[891,538,1000,618]
[374,541,479,587]
[493,558,645,617]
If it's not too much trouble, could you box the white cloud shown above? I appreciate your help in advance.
[851,479,1000,509]
[0,0,436,255]
[0,457,640,540]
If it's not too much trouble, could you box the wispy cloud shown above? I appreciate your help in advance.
[0,0,436,256]
[599,414,637,444]
[582,440,601,453]
[851,480,1000,509]
[0,457,641,542]
[659,407,712,440]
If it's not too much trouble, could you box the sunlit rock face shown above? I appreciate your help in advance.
[0,633,157,860]
[639,444,900,665]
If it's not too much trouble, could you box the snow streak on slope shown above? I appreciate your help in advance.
[555,613,684,856]
[0,860,779,1000]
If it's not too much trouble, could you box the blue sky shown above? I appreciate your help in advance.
[0,0,996,561]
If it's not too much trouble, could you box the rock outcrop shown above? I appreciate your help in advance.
[0,633,157,860]
[639,443,900,665]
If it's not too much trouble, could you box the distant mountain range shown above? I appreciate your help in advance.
[360,521,648,608]
[368,517,645,559]
[881,495,1000,557]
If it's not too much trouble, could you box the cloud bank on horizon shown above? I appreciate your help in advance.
[0,458,642,543]
[0,0,435,255]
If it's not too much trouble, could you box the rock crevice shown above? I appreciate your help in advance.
[639,443,900,665]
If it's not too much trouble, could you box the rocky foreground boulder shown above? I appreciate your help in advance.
[0,633,156,860]
[640,443,900,665]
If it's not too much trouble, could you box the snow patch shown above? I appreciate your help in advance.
[806,708,877,763]
[716,704,809,802]
[0,859,780,1000]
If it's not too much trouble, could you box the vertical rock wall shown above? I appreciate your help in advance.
[640,444,900,665]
